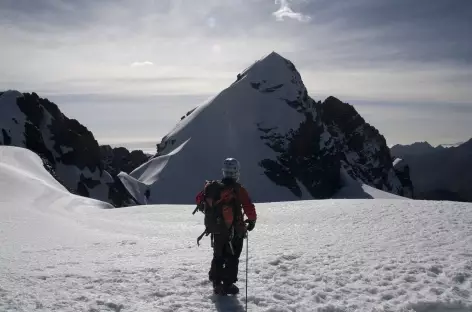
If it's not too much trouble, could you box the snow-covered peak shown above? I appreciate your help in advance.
[129,52,313,203]
[234,51,308,110]
[238,51,305,93]
[120,52,409,204]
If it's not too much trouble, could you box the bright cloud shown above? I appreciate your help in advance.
[130,61,154,67]
[273,0,311,22]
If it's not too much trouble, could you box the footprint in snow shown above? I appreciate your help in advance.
[119,240,137,246]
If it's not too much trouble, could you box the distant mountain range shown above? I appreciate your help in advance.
[390,141,466,157]
[391,139,472,202]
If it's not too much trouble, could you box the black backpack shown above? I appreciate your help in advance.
[195,180,242,245]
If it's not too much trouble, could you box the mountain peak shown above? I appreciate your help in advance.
[262,51,288,63]
[237,51,300,83]
[118,53,409,204]
[412,141,433,148]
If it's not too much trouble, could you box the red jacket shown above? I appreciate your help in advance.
[195,182,257,221]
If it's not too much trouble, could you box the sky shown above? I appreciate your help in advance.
[1,0,471,150]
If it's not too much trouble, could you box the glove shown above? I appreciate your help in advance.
[246,220,256,231]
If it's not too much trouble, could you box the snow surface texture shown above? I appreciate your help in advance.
[119,52,407,204]
[0,91,134,207]
[2,146,471,312]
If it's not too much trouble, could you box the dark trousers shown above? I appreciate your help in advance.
[209,233,244,285]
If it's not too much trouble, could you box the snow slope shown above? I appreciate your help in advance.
[119,52,406,204]
[334,168,404,199]
[1,146,472,312]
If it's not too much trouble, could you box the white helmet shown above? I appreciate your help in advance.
[222,158,240,181]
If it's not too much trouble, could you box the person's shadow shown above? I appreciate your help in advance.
[211,294,246,312]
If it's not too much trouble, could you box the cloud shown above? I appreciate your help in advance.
[212,44,222,54]
[206,17,216,28]
[0,0,471,104]
[1,0,470,146]
[130,61,154,67]
[273,0,311,22]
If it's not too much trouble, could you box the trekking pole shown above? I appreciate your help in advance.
[245,231,249,312]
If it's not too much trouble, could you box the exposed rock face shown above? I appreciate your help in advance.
[257,93,407,199]
[100,145,150,176]
[0,91,137,207]
[393,158,414,198]
[246,55,406,199]
[322,97,405,194]
[258,109,340,198]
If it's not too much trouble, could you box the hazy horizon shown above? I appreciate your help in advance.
[50,90,471,152]
[1,0,471,148]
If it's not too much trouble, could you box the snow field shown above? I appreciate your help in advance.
[1,146,471,311]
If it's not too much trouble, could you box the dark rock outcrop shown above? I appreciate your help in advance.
[258,111,340,198]
[393,158,414,198]
[0,91,137,207]
[321,97,401,192]
[100,145,150,176]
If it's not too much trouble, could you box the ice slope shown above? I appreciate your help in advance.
[1,146,472,312]
[334,168,404,199]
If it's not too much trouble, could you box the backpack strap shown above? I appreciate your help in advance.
[196,230,214,248]
[197,230,208,246]
[232,183,242,221]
